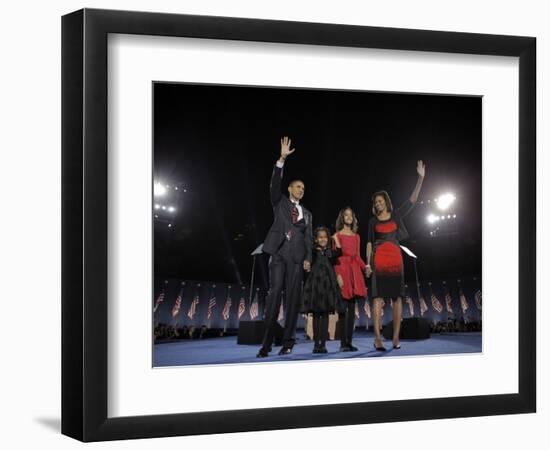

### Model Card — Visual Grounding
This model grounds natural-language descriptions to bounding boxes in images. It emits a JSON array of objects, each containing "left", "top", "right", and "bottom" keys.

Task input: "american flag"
[
  {"left": 222, "top": 297, "right": 232, "bottom": 321},
  {"left": 355, "top": 303, "right": 360, "bottom": 319},
  {"left": 474, "top": 290, "right": 482, "bottom": 310},
  {"left": 380, "top": 299, "right": 385, "bottom": 317},
  {"left": 431, "top": 293, "right": 443, "bottom": 313},
  {"left": 153, "top": 290, "right": 165, "bottom": 313},
  {"left": 277, "top": 302, "right": 284, "bottom": 322},
  {"left": 171, "top": 290, "right": 182, "bottom": 318},
  {"left": 187, "top": 294, "right": 199, "bottom": 319},
  {"left": 207, "top": 296, "right": 217, "bottom": 319},
  {"left": 419, "top": 297, "right": 428, "bottom": 316},
  {"left": 363, "top": 300, "right": 371, "bottom": 319},
  {"left": 405, "top": 296, "right": 415, "bottom": 316},
  {"left": 238, "top": 297, "right": 246, "bottom": 320},
  {"left": 445, "top": 292, "right": 454, "bottom": 314},
  {"left": 460, "top": 290, "right": 469, "bottom": 314},
  {"left": 250, "top": 292, "right": 259, "bottom": 320}
]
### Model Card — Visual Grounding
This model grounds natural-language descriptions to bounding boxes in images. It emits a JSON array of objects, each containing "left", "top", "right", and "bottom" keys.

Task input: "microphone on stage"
[
  {"left": 400, "top": 245, "right": 417, "bottom": 259},
  {"left": 248, "top": 244, "right": 264, "bottom": 306},
  {"left": 251, "top": 244, "right": 264, "bottom": 256},
  {"left": 400, "top": 245, "right": 421, "bottom": 307}
]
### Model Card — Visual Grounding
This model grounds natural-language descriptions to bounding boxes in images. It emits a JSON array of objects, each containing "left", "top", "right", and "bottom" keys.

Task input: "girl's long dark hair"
[{"left": 335, "top": 207, "right": 358, "bottom": 233}]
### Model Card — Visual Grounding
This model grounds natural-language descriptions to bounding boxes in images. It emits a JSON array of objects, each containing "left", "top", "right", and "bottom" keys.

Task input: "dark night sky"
[{"left": 153, "top": 82, "right": 481, "bottom": 288}]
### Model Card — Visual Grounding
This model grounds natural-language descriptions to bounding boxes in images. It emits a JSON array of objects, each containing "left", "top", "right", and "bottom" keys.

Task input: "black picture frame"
[{"left": 61, "top": 8, "right": 536, "bottom": 442}]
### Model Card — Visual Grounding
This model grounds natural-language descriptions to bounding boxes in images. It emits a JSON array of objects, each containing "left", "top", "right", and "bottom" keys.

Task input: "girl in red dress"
[
  {"left": 366, "top": 160, "right": 426, "bottom": 351},
  {"left": 333, "top": 207, "right": 368, "bottom": 351}
]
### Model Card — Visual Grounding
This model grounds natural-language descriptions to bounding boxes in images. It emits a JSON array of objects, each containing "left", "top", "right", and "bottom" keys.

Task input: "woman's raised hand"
[{"left": 417, "top": 160, "right": 426, "bottom": 178}]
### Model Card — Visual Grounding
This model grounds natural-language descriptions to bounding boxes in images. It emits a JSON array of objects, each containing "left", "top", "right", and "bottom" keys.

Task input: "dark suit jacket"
[{"left": 262, "top": 164, "right": 313, "bottom": 263}]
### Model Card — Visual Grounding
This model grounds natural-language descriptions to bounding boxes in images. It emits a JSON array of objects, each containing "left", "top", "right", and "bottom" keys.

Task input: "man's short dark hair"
[{"left": 288, "top": 179, "right": 304, "bottom": 187}]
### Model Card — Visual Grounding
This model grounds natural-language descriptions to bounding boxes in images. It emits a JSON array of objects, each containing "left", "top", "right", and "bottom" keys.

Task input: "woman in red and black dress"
[
  {"left": 333, "top": 207, "right": 368, "bottom": 352},
  {"left": 366, "top": 161, "right": 425, "bottom": 351}
]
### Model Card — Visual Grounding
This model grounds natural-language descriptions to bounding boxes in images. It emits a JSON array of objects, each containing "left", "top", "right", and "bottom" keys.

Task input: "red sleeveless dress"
[{"left": 334, "top": 233, "right": 367, "bottom": 300}]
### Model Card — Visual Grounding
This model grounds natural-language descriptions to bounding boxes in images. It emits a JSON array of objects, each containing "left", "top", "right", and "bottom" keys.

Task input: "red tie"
[{"left": 291, "top": 204, "right": 299, "bottom": 223}]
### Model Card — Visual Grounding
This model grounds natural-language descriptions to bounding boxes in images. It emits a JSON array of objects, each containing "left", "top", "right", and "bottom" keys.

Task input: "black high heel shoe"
[{"left": 373, "top": 342, "right": 386, "bottom": 352}]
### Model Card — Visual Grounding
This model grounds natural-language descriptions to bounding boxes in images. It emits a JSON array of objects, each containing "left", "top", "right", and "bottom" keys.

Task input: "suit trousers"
[{"left": 261, "top": 252, "right": 304, "bottom": 349}]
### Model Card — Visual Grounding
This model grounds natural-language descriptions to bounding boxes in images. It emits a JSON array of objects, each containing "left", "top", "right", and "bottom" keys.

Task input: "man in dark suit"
[{"left": 257, "top": 137, "right": 313, "bottom": 358}]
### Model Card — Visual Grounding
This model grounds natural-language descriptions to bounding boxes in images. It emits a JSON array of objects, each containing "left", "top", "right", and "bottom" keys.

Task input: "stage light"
[
  {"left": 441, "top": 216, "right": 445, "bottom": 220},
  {"left": 168, "top": 206, "right": 176, "bottom": 213},
  {"left": 437, "top": 193, "right": 456, "bottom": 210},
  {"left": 427, "top": 214, "right": 438, "bottom": 224},
  {"left": 161, "top": 205, "right": 166, "bottom": 210},
  {"left": 453, "top": 214, "right": 457, "bottom": 218},
  {"left": 154, "top": 204, "right": 160, "bottom": 209},
  {"left": 168, "top": 223, "right": 172, "bottom": 228},
  {"left": 154, "top": 182, "right": 167, "bottom": 197},
  {"left": 175, "top": 186, "right": 178, "bottom": 190},
  {"left": 447, "top": 214, "right": 451, "bottom": 219}
]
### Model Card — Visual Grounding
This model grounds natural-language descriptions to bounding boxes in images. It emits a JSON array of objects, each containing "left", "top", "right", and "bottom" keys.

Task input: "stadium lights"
[
  {"left": 427, "top": 214, "right": 438, "bottom": 224},
  {"left": 436, "top": 193, "right": 456, "bottom": 210},
  {"left": 153, "top": 204, "right": 177, "bottom": 214},
  {"left": 427, "top": 213, "right": 458, "bottom": 224},
  {"left": 154, "top": 182, "right": 167, "bottom": 197}
]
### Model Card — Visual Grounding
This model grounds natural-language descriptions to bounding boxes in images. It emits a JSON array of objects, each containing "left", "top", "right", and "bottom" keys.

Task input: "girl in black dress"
[
  {"left": 302, "top": 226, "right": 343, "bottom": 353},
  {"left": 366, "top": 160, "right": 425, "bottom": 351}
]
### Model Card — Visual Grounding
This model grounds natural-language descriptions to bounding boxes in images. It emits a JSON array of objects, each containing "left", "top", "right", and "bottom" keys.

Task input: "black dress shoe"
[
  {"left": 278, "top": 347, "right": 292, "bottom": 355},
  {"left": 318, "top": 346, "right": 328, "bottom": 354},
  {"left": 393, "top": 344, "right": 401, "bottom": 349},
  {"left": 373, "top": 342, "right": 387, "bottom": 352},
  {"left": 348, "top": 344, "right": 358, "bottom": 352},
  {"left": 256, "top": 348, "right": 270, "bottom": 358},
  {"left": 312, "top": 347, "right": 320, "bottom": 354},
  {"left": 340, "top": 345, "right": 351, "bottom": 352}
]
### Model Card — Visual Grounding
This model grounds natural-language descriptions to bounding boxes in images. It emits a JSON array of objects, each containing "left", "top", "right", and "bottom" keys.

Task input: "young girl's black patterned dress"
[
  {"left": 301, "top": 246, "right": 343, "bottom": 314},
  {"left": 301, "top": 246, "right": 343, "bottom": 351}
]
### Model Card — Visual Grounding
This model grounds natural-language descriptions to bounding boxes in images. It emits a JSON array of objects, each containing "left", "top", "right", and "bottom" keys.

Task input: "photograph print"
[{"left": 152, "top": 82, "right": 482, "bottom": 367}]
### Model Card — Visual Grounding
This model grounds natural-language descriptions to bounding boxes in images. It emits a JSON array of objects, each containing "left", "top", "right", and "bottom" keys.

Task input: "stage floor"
[{"left": 154, "top": 331, "right": 482, "bottom": 367}]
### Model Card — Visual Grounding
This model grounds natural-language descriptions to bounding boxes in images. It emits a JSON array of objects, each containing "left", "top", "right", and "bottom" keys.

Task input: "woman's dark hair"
[
  {"left": 335, "top": 207, "right": 359, "bottom": 233},
  {"left": 371, "top": 191, "right": 393, "bottom": 216}
]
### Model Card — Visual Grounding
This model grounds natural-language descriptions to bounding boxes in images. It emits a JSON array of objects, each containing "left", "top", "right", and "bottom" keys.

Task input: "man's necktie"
[{"left": 291, "top": 205, "right": 299, "bottom": 224}]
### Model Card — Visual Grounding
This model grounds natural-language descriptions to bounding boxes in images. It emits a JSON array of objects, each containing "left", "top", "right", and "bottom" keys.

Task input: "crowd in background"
[{"left": 154, "top": 317, "right": 482, "bottom": 342}]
